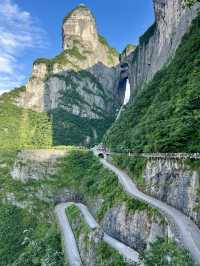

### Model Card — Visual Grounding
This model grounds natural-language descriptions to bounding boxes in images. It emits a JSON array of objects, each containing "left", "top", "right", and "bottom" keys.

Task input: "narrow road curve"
[
  {"left": 76, "top": 203, "right": 139, "bottom": 263},
  {"left": 55, "top": 202, "right": 139, "bottom": 266},
  {"left": 55, "top": 203, "right": 82, "bottom": 266},
  {"left": 100, "top": 158, "right": 200, "bottom": 265}
]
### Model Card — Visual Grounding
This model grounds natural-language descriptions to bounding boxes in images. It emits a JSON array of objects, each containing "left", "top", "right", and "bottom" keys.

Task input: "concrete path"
[
  {"left": 55, "top": 202, "right": 139, "bottom": 266},
  {"left": 55, "top": 203, "right": 82, "bottom": 266},
  {"left": 100, "top": 158, "right": 200, "bottom": 265},
  {"left": 76, "top": 203, "right": 139, "bottom": 263}
]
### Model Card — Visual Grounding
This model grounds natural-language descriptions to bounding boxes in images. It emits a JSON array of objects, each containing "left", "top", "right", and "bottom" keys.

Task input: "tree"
[{"left": 184, "top": 0, "right": 200, "bottom": 7}]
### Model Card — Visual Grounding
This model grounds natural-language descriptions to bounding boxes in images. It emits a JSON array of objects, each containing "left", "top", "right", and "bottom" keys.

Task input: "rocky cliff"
[
  {"left": 17, "top": 4, "right": 120, "bottom": 114},
  {"left": 4, "top": 4, "right": 122, "bottom": 147},
  {"left": 102, "top": 204, "right": 169, "bottom": 252},
  {"left": 123, "top": 0, "right": 200, "bottom": 98},
  {"left": 143, "top": 159, "right": 200, "bottom": 227},
  {"left": 11, "top": 149, "right": 67, "bottom": 182}
]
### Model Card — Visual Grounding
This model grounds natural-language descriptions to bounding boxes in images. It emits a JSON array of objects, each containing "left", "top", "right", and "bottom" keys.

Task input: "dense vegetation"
[
  {"left": 0, "top": 204, "right": 63, "bottom": 266},
  {"left": 104, "top": 14, "right": 200, "bottom": 152},
  {"left": 0, "top": 69, "right": 117, "bottom": 148},
  {"left": 51, "top": 109, "right": 114, "bottom": 147},
  {"left": 0, "top": 149, "right": 151, "bottom": 265},
  {"left": 0, "top": 87, "right": 52, "bottom": 149},
  {"left": 0, "top": 150, "right": 64, "bottom": 266},
  {"left": 142, "top": 238, "right": 193, "bottom": 266}
]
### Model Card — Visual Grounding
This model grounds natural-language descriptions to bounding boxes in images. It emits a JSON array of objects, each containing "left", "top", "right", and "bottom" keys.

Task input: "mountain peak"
[{"left": 62, "top": 4, "right": 98, "bottom": 51}]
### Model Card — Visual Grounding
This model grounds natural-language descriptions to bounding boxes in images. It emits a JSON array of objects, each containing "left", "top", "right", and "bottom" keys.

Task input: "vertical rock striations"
[
  {"left": 15, "top": 4, "right": 121, "bottom": 146},
  {"left": 124, "top": 0, "right": 200, "bottom": 98},
  {"left": 143, "top": 159, "right": 200, "bottom": 228},
  {"left": 62, "top": 4, "right": 98, "bottom": 51},
  {"left": 17, "top": 4, "right": 120, "bottom": 114}
]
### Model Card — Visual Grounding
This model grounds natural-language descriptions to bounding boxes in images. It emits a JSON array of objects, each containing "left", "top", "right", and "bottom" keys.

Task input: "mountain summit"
[
  {"left": 0, "top": 5, "right": 121, "bottom": 148},
  {"left": 62, "top": 4, "right": 99, "bottom": 51}
]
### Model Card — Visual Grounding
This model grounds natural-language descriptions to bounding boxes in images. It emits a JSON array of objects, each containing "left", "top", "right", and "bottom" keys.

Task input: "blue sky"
[{"left": 0, "top": 0, "right": 154, "bottom": 93}]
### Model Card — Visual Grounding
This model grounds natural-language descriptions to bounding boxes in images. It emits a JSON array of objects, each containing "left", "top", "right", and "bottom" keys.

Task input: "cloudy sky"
[{"left": 0, "top": 0, "right": 154, "bottom": 94}]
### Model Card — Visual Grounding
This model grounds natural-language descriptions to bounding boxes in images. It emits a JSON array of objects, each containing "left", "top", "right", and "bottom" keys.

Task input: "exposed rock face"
[
  {"left": 54, "top": 188, "right": 84, "bottom": 205},
  {"left": 69, "top": 209, "right": 104, "bottom": 266},
  {"left": 120, "top": 44, "right": 136, "bottom": 61},
  {"left": 143, "top": 159, "right": 200, "bottom": 227},
  {"left": 17, "top": 4, "right": 120, "bottom": 115},
  {"left": 124, "top": 0, "right": 200, "bottom": 98},
  {"left": 62, "top": 5, "right": 98, "bottom": 51},
  {"left": 15, "top": 4, "right": 121, "bottom": 146},
  {"left": 11, "top": 149, "right": 67, "bottom": 182},
  {"left": 20, "top": 63, "right": 48, "bottom": 111},
  {"left": 102, "top": 204, "right": 169, "bottom": 252}
]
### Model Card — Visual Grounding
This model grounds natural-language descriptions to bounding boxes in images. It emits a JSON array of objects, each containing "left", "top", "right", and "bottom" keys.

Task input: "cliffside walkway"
[
  {"left": 105, "top": 151, "right": 200, "bottom": 160},
  {"left": 100, "top": 158, "right": 200, "bottom": 265},
  {"left": 55, "top": 202, "right": 139, "bottom": 266}
]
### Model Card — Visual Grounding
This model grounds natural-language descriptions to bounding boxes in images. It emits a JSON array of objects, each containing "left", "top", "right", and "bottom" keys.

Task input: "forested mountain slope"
[{"left": 104, "top": 13, "right": 200, "bottom": 152}]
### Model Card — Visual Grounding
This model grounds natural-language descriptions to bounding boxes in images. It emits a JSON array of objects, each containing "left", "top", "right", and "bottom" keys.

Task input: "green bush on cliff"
[
  {"left": 142, "top": 237, "right": 193, "bottom": 266},
  {"left": 0, "top": 204, "right": 63, "bottom": 266},
  {"left": 104, "top": 14, "right": 200, "bottom": 152},
  {"left": 0, "top": 68, "right": 117, "bottom": 148},
  {"left": 184, "top": 0, "right": 200, "bottom": 7},
  {"left": 111, "top": 154, "right": 147, "bottom": 189}
]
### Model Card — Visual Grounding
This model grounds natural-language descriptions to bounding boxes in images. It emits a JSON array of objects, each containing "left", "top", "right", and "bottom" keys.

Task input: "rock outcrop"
[
  {"left": 11, "top": 149, "right": 67, "bottom": 182},
  {"left": 14, "top": 4, "right": 121, "bottom": 146},
  {"left": 102, "top": 204, "right": 170, "bottom": 252},
  {"left": 17, "top": 4, "right": 120, "bottom": 115},
  {"left": 62, "top": 4, "right": 99, "bottom": 51},
  {"left": 143, "top": 159, "right": 200, "bottom": 227},
  {"left": 123, "top": 0, "right": 200, "bottom": 99}
]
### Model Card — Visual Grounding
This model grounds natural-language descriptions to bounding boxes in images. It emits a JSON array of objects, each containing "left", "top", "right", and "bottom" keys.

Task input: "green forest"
[{"left": 104, "top": 14, "right": 200, "bottom": 152}]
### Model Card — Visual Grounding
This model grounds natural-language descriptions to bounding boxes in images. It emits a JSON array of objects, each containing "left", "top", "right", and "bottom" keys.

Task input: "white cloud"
[{"left": 0, "top": 0, "right": 47, "bottom": 92}]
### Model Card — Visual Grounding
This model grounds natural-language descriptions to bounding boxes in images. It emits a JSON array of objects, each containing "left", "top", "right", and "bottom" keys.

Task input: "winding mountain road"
[
  {"left": 55, "top": 203, "right": 82, "bottom": 266},
  {"left": 55, "top": 202, "right": 139, "bottom": 266},
  {"left": 100, "top": 158, "right": 200, "bottom": 265}
]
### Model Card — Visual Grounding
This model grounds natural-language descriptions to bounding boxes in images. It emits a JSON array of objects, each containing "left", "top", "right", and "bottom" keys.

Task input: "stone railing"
[{"left": 103, "top": 151, "right": 200, "bottom": 160}]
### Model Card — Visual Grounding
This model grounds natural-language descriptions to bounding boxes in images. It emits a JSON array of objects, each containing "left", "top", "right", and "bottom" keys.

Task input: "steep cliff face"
[
  {"left": 17, "top": 4, "right": 120, "bottom": 114},
  {"left": 104, "top": 11, "right": 200, "bottom": 152},
  {"left": 11, "top": 149, "right": 67, "bottom": 182},
  {"left": 62, "top": 4, "right": 98, "bottom": 51},
  {"left": 102, "top": 204, "right": 169, "bottom": 252},
  {"left": 124, "top": 0, "right": 200, "bottom": 98},
  {"left": 143, "top": 159, "right": 200, "bottom": 227},
  {"left": 7, "top": 4, "right": 121, "bottom": 147}
]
